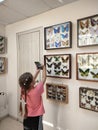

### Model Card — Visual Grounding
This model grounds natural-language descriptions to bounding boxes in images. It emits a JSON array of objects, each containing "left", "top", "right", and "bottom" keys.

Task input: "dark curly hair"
[
  {"left": 19, "top": 72, "right": 33, "bottom": 90},
  {"left": 19, "top": 72, "right": 33, "bottom": 117}
]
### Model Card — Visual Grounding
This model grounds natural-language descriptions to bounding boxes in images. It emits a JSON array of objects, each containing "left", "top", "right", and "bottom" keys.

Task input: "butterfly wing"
[
  {"left": 54, "top": 56, "right": 60, "bottom": 61},
  {"left": 61, "top": 69, "right": 69, "bottom": 76},
  {"left": 61, "top": 33, "right": 68, "bottom": 39},
  {"left": 91, "top": 18, "right": 98, "bottom": 26},
  {"left": 90, "top": 71, "right": 98, "bottom": 78},
  {"left": 79, "top": 19, "right": 89, "bottom": 29},
  {"left": 54, "top": 70, "right": 61, "bottom": 75},
  {"left": 54, "top": 62, "right": 61, "bottom": 69},
  {"left": 46, "top": 63, "right": 53, "bottom": 68},
  {"left": 79, "top": 68, "right": 89, "bottom": 77},
  {"left": 61, "top": 24, "right": 69, "bottom": 32},
  {"left": 54, "top": 27, "right": 60, "bottom": 34},
  {"left": 47, "top": 70, "right": 51, "bottom": 74},
  {"left": 61, "top": 56, "right": 69, "bottom": 63},
  {"left": 0, "top": 37, "right": 4, "bottom": 42},
  {"left": 55, "top": 42, "right": 61, "bottom": 48},
  {"left": 46, "top": 57, "right": 52, "bottom": 62}
]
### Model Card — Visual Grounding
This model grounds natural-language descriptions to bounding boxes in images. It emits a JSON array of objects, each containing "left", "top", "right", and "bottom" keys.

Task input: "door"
[{"left": 17, "top": 27, "right": 43, "bottom": 121}]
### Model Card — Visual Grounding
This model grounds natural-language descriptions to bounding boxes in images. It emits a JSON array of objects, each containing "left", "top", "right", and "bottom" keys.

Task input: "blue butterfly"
[
  {"left": 61, "top": 33, "right": 68, "bottom": 39},
  {"left": 61, "top": 24, "right": 69, "bottom": 32},
  {"left": 54, "top": 27, "right": 60, "bottom": 34},
  {"left": 55, "top": 42, "right": 61, "bottom": 47}
]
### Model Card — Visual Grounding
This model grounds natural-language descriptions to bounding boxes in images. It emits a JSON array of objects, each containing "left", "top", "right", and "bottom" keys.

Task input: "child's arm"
[
  {"left": 42, "top": 65, "right": 46, "bottom": 84},
  {"left": 33, "top": 69, "right": 40, "bottom": 84}
]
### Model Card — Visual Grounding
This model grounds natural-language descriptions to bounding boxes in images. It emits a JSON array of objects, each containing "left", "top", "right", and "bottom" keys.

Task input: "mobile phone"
[{"left": 34, "top": 61, "right": 43, "bottom": 70}]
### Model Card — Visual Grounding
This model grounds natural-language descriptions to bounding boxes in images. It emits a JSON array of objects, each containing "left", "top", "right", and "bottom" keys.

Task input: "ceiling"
[{"left": 0, "top": 0, "right": 78, "bottom": 26}]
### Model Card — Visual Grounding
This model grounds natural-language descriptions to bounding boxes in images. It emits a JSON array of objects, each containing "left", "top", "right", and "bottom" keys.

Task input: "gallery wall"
[
  {"left": 0, "top": 24, "right": 8, "bottom": 118},
  {"left": 5, "top": 0, "right": 98, "bottom": 130}
]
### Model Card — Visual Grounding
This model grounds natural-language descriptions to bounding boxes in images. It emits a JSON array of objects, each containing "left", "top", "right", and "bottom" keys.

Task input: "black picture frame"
[
  {"left": 44, "top": 54, "right": 71, "bottom": 78},
  {"left": 0, "top": 36, "right": 7, "bottom": 54},
  {"left": 77, "top": 14, "right": 98, "bottom": 47},
  {"left": 44, "top": 21, "right": 72, "bottom": 50},
  {"left": 0, "top": 57, "right": 6, "bottom": 74}
]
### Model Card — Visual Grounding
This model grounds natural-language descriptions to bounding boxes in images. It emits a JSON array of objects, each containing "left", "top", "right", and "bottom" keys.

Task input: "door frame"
[{"left": 16, "top": 26, "right": 43, "bottom": 121}]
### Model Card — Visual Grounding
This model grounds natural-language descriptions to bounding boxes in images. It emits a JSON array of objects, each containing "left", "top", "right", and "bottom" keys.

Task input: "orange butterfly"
[{"left": 79, "top": 19, "right": 89, "bottom": 29}]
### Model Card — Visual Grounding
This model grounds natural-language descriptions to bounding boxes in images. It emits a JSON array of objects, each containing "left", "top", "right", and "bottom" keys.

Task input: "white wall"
[{"left": 5, "top": 0, "right": 98, "bottom": 130}]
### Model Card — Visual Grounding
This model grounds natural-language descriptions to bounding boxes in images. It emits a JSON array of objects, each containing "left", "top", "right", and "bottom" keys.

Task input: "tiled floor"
[{"left": 0, "top": 116, "right": 23, "bottom": 130}]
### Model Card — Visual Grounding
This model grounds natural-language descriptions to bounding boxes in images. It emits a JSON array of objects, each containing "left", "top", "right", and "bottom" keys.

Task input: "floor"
[{"left": 0, "top": 116, "right": 23, "bottom": 130}]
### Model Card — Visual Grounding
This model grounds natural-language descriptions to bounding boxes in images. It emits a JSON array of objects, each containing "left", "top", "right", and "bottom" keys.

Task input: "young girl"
[{"left": 19, "top": 65, "right": 46, "bottom": 130}]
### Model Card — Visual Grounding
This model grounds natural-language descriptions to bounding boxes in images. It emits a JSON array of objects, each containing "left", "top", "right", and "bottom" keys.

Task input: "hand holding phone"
[{"left": 34, "top": 61, "right": 43, "bottom": 70}]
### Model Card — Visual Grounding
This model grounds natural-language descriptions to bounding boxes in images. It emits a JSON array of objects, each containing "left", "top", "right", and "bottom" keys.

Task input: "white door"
[{"left": 17, "top": 27, "right": 43, "bottom": 121}]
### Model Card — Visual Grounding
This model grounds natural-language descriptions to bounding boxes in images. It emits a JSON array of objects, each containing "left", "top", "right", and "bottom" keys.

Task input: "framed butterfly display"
[
  {"left": 0, "top": 36, "right": 6, "bottom": 54},
  {"left": 0, "top": 57, "right": 6, "bottom": 74},
  {"left": 46, "top": 83, "right": 68, "bottom": 103},
  {"left": 79, "top": 87, "right": 98, "bottom": 112},
  {"left": 44, "top": 54, "right": 71, "bottom": 78},
  {"left": 77, "top": 14, "right": 98, "bottom": 47},
  {"left": 44, "top": 21, "right": 72, "bottom": 50},
  {"left": 76, "top": 52, "right": 98, "bottom": 82}
]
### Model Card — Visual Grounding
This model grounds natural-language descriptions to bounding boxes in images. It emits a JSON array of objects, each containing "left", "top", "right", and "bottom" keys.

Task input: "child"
[{"left": 19, "top": 65, "right": 46, "bottom": 130}]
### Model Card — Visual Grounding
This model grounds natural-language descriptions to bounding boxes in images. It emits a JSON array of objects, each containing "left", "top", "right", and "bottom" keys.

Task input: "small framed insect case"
[
  {"left": 44, "top": 54, "right": 71, "bottom": 78},
  {"left": 0, "top": 57, "right": 6, "bottom": 74},
  {"left": 76, "top": 52, "right": 98, "bottom": 82},
  {"left": 46, "top": 83, "right": 68, "bottom": 103},
  {"left": 77, "top": 14, "right": 98, "bottom": 47},
  {"left": 0, "top": 36, "right": 7, "bottom": 54},
  {"left": 79, "top": 87, "right": 98, "bottom": 112},
  {"left": 44, "top": 21, "right": 72, "bottom": 50}
]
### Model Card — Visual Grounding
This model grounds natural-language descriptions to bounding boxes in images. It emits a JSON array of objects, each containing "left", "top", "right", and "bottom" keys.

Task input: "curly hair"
[
  {"left": 19, "top": 72, "right": 33, "bottom": 90},
  {"left": 19, "top": 72, "right": 33, "bottom": 117}
]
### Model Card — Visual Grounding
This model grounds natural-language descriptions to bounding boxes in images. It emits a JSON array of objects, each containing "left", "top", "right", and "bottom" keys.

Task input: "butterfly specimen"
[
  {"left": 61, "top": 33, "right": 68, "bottom": 39},
  {"left": 46, "top": 57, "right": 52, "bottom": 62},
  {"left": 0, "top": 48, "right": 4, "bottom": 52},
  {"left": 90, "top": 71, "right": 98, "bottom": 78},
  {"left": 79, "top": 68, "right": 90, "bottom": 77},
  {"left": 47, "top": 70, "right": 51, "bottom": 74},
  {"left": 61, "top": 24, "right": 69, "bottom": 32},
  {"left": 92, "top": 56, "right": 98, "bottom": 62},
  {"left": 90, "top": 18, "right": 98, "bottom": 26},
  {"left": 79, "top": 30, "right": 89, "bottom": 35},
  {"left": 95, "top": 97, "right": 98, "bottom": 101},
  {"left": 61, "top": 40, "right": 69, "bottom": 46},
  {"left": 54, "top": 56, "right": 60, "bottom": 61},
  {"left": 79, "top": 19, "right": 89, "bottom": 29},
  {"left": 54, "top": 27, "right": 60, "bottom": 34},
  {"left": 95, "top": 101, "right": 98, "bottom": 105},
  {"left": 55, "top": 41, "right": 61, "bottom": 47},
  {"left": 89, "top": 27, "right": 98, "bottom": 35},
  {"left": 54, "top": 70, "right": 61, "bottom": 75},
  {"left": 81, "top": 102, "right": 86, "bottom": 107},
  {"left": 47, "top": 28, "right": 53, "bottom": 35},
  {"left": 54, "top": 62, "right": 61, "bottom": 69},
  {"left": 91, "top": 64, "right": 98, "bottom": 69},
  {"left": 61, "top": 56, "right": 69, "bottom": 63},
  {"left": 46, "top": 63, "right": 53, "bottom": 68},
  {"left": 61, "top": 69, "right": 69, "bottom": 76},
  {"left": 88, "top": 96, "right": 94, "bottom": 100},
  {"left": 63, "top": 65, "right": 67, "bottom": 69},
  {"left": 0, "top": 36, "right": 4, "bottom": 42}
]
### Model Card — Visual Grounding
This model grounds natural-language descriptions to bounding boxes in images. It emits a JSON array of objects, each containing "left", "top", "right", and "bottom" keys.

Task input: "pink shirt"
[{"left": 26, "top": 82, "right": 45, "bottom": 117}]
